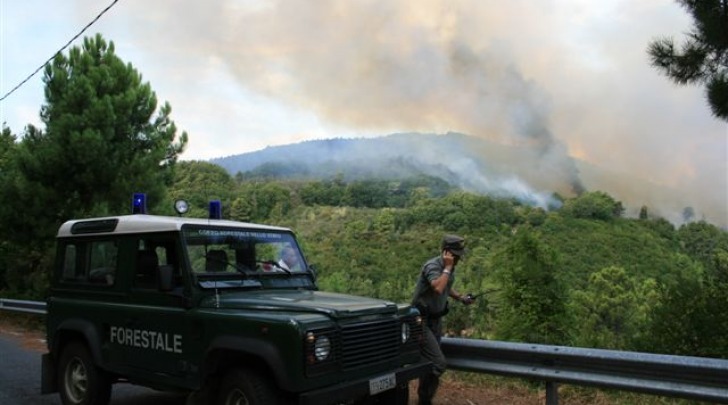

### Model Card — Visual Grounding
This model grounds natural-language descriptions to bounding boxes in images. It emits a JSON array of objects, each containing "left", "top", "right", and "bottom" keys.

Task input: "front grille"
[{"left": 341, "top": 318, "right": 400, "bottom": 370}]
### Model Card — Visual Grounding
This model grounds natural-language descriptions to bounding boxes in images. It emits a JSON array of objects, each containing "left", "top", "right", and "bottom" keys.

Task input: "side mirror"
[
  {"left": 158, "top": 265, "right": 174, "bottom": 292},
  {"left": 307, "top": 264, "right": 317, "bottom": 282}
]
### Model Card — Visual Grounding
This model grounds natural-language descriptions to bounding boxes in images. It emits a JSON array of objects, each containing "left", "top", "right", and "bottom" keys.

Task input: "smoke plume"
[{"left": 72, "top": 0, "right": 727, "bottom": 226}]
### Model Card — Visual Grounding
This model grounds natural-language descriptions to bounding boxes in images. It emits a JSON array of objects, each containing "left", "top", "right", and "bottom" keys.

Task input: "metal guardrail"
[
  {"left": 2, "top": 299, "right": 727, "bottom": 404},
  {"left": 442, "top": 337, "right": 728, "bottom": 404},
  {"left": 0, "top": 298, "right": 47, "bottom": 315}
]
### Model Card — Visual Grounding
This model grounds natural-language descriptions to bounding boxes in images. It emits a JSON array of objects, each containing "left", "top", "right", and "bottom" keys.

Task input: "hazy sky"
[{"left": 1, "top": 0, "right": 726, "bottom": 225}]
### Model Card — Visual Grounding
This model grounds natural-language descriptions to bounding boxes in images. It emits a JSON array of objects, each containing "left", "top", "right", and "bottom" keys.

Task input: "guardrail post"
[{"left": 545, "top": 381, "right": 558, "bottom": 405}]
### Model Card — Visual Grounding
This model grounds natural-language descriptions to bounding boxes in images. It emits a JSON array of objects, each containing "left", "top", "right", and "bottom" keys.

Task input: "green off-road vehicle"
[{"left": 41, "top": 196, "right": 428, "bottom": 404}]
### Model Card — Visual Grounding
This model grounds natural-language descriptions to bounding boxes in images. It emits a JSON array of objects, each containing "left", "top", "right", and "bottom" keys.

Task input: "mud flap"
[{"left": 41, "top": 353, "right": 58, "bottom": 394}]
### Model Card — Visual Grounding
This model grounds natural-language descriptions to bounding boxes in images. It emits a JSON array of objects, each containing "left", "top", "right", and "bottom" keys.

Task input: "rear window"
[{"left": 60, "top": 240, "right": 118, "bottom": 286}]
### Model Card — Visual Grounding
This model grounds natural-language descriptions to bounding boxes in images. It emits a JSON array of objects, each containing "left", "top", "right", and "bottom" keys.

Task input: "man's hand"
[
  {"left": 461, "top": 294, "right": 474, "bottom": 305},
  {"left": 442, "top": 250, "right": 456, "bottom": 270}
]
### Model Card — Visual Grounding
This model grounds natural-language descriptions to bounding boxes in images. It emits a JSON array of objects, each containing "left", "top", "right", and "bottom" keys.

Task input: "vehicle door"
[{"left": 110, "top": 234, "right": 191, "bottom": 378}]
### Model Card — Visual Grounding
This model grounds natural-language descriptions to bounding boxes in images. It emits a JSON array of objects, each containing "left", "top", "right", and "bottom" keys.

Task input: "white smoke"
[{"left": 68, "top": 0, "right": 727, "bottom": 226}]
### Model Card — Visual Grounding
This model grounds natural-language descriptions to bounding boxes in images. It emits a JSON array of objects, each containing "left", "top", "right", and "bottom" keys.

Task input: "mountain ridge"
[{"left": 208, "top": 132, "right": 725, "bottom": 227}]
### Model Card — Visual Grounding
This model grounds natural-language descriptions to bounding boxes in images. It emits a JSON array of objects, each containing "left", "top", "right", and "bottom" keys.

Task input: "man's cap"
[{"left": 441, "top": 234, "right": 466, "bottom": 256}]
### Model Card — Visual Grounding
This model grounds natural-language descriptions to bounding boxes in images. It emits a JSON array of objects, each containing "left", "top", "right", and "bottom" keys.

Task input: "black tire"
[
  {"left": 217, "top": 367, "right": 280, "bottom": 405},
  {"left": 57, "top": 341, "right": 112, "bottom": 405}
]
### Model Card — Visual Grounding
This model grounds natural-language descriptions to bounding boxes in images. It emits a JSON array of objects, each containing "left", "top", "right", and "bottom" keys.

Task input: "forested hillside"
[
  {"left": 164, "top": 161, "right": 727, "bottom": 358},
  {"left": 210, "top": 132, "right": 728, "bottom": 228},
  {"left": 1, "top": 151, "right": 726, "bottom": 359}
]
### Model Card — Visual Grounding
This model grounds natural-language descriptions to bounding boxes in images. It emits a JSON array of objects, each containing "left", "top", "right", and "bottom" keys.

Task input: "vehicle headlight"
[
  {"left": 401, "top": 322, "right": 410, "bottom": 343},
  {"left": 314, "top": 335, "right": 331, "bottom": 361},
  {"left": 306, "top": 331, "right": 332, "bottom": 363}
]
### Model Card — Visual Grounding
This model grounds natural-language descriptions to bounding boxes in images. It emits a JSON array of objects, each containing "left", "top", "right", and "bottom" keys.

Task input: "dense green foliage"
[
  {"left": 153, "top": 161, "right": 728, "bottom": 358},
  {"left": 0, "top": 34, "right": 187, "bottom": 298},
  {"left": 2, "top": 153, "right": 727, "bottom": 358},
  {"left": 491, "top": 231, "right": 569, "bottom": 344}
]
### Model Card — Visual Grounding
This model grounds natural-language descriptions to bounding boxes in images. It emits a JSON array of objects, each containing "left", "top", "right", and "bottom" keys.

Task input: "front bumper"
[{"left": 299, "top": 360, "right": 432, "bottom": 405}]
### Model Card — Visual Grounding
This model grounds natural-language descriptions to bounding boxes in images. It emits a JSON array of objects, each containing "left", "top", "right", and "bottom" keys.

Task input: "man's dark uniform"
[{"left": 411, "top": 235, "right": 466, "bottom": 405}]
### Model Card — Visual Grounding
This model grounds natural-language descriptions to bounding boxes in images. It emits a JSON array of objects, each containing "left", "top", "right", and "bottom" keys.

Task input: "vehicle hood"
[{"left": 200, "top": 289, "right": 399, "bottom": 319}]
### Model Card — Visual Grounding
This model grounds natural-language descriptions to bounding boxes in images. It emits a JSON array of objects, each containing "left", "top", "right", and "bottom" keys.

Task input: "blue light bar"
[
  {"left": 132, "top": 193, "right": 147, "bottom": 214},
  {"left": 209, "top": 200, "right": 222, "bottom": 219}
]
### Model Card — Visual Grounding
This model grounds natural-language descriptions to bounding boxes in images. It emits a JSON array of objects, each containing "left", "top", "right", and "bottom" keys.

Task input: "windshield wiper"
[{"left": 204, "top": 253, "right": 250, "bottom": 276}]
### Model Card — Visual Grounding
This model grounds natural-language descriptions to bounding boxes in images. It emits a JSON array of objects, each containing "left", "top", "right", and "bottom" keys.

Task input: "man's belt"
[{"left": 415, "top": 303, "right": 449, "bottom": 319}]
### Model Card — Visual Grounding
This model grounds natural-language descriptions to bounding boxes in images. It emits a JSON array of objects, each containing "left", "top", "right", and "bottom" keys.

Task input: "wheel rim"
[
  {"left": 223, "top": 388, "right": 250, "bottom": 405},
  {"left": 63, "top": 357, "right": 88, "bottom": 404}
]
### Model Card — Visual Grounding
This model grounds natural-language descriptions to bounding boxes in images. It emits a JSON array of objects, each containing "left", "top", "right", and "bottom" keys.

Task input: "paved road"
[{"left": 0, "top": 333, "right": 187, "bottom": 405}]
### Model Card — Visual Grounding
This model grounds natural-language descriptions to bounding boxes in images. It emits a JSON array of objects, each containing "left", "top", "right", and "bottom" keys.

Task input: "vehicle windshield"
[{"left": 182, "top": 225, "right": 308, "bottom": 277}]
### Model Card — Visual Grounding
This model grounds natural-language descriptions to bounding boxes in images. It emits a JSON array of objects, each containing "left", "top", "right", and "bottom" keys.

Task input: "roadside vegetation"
[{"left": 2, "top": 157, "right": 726, "bottom": 359}]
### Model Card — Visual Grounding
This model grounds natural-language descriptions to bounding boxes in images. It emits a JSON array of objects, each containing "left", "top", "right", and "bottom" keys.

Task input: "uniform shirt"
[{"left": 411, "top": 256, "right": 455, "bottom": 315}]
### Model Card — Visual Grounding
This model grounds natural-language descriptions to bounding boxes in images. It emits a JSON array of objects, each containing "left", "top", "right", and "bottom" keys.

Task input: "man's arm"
[
  {"left": 448, "top": 289, "right": 473, "bottom": 304},
  {"left": 429, "top": 251, "right": 454, "bottom": 295}
]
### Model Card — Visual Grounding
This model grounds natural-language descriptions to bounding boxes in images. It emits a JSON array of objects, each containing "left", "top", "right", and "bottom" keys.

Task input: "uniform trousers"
[{"left": 417, "top": 318, "right": 447, "bottom": 404}]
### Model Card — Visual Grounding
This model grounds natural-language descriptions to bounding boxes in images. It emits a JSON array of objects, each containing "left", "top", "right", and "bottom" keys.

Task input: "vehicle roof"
[{"left": 57, "top": 214, "right": 291, "bottom": 238}]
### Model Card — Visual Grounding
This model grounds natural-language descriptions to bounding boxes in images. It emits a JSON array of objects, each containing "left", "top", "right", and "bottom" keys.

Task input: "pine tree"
[
  {"left": 491, "top": 230, "right": 569, "bottom": 344},
  {"left": 0, "top": 34, "right": 188, "bottom": 295},
  {"left": 648, "top": 0, "right": 728, "bottom": 120}
]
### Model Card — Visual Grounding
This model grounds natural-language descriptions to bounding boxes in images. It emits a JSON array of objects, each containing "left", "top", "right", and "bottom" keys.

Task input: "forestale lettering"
[{"left": 109, "top": 326, "right": 182, "bottom": 354}]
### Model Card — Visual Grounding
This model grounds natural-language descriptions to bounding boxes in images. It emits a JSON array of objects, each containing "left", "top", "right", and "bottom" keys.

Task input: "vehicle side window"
[
  {"left": 135, "top": 237, "right": 180, "bottom": 289},
  {"left": 88, "top": 241, "right": 118, "bottom": 285},
  {"left": 60, "top": 240, "right": 118, "bottom": 286},
  {"left": 62, "top": 244, "right": 79, "bottom": 280}
]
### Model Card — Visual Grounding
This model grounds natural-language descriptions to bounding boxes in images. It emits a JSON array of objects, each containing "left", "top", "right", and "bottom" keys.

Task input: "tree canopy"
[
  {"left": 0, "top": 34, "right": 188, "bottom": 296},
  {"left": 2, "top": 154, "right": 728, "bottom": 358},
  {"left": 648, "top": 0, "right": 728, "bottom": 120},
  {"left": 1, "top": 34, "right": 187, "bottom": 239}
]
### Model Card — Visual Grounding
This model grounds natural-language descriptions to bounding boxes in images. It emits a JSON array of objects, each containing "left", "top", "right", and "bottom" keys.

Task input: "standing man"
[{"left": 412, "top": 234, "right": 474, "bottom": 405}]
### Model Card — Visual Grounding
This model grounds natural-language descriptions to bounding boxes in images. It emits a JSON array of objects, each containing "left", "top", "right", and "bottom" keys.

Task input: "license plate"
[{"left": 369, "top": 373, "right": 396, "bottom": 395}]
